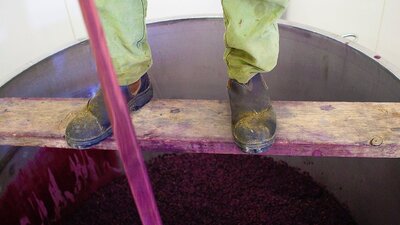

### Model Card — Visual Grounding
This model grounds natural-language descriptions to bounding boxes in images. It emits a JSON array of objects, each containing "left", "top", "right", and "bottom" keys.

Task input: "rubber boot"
[
  {"left": 65, "top": 73, "right": 153, "bottom": 149},
  {"left": 228, "top": 73, "right": 277, "bottom": 154}
]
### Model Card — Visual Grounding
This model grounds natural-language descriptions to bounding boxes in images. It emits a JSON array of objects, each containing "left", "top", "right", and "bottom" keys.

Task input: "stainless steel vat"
[{"left": 0, "top": 18, "right": 399, "bottom": 225}]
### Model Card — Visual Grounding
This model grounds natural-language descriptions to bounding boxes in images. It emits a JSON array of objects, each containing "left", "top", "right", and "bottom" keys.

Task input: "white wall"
[
  {"left": 0, "top": 0, "right": 76, "bottom": 87},
  {"left": 0, "top": 0, "right": 399, "bottom": 87},
  {"left": 286, "top": 0, "right": 385, "bottom": 51},
  {"left": 0, "top": 0, "right": 223, "bottom": 87},
  {"left": 376, "top": 0, "right": 400, "bottom": 69},
  {"left": 285, "top": 0, "right": 400, "bottom": 70},
  {"left": 64, "top": 0, "right": 223, "bottom": 40}
]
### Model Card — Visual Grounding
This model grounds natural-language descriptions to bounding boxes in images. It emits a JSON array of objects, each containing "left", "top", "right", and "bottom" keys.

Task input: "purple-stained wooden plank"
[
  {"left": 78, "top": 1, "right": 162, "bottom": 225},
  {"left": 0, "top": 98, "right": 399, "bottom": 158}
]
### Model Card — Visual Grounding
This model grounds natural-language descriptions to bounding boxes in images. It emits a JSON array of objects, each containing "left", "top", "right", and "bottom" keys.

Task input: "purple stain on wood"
[
  {"left": 1, "top": 98, "right": 399, "bottom": 158},
  {"left": 312, "top": 150, "right": 323, "bottom": 157},
  {"left": 320, "top": 105, "right": 335, "bottom": 111},
  {"left": 170, "top": 108, "right": 180, "bottom": 114},
  {"left": 374, "top": 55, "right": 381, "bottom": 59},
  {"left": 135, "top": 138, "right": 399, "bottom": 158},
  {"left": 276, "top": 107, "right": 293, "bottom": 118}
]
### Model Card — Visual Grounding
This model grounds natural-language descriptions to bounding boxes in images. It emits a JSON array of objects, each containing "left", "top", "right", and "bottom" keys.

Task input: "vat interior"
[{"left": 0, "top": 18, "right": 399, "bottom": 225}]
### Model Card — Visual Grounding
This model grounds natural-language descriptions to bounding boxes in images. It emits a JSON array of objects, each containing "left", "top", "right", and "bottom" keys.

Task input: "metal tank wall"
[{"left": 0, "top": 18, "right": 399, "bottom": 225}]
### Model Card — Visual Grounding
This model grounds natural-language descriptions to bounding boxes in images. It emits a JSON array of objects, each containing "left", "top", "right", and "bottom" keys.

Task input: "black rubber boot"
[
  {"left": 65, "top": 73, "right": 153, "bottom": 149},
  {"left": 228, "top": 73, "right": 277, "bottom": 154}
]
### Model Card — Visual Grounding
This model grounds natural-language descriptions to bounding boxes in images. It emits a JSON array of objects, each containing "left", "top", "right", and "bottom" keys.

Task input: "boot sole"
[
  {"left": 66, "top": 84, "right": 153, "bottom": 149},
  {"left": 233, "top": 134, "right": 276, "bottom": 154}
]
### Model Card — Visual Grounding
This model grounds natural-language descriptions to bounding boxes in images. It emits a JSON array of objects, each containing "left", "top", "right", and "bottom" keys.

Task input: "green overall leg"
[
  {"left": 95, "top": 0, "right": 152, "bottom": 85},
  {"left": 222, "top": 0, "right": 289, "bottom": 153},
  {"left": 221, "top": 0, "right": 288, "bottom": 83},
  {"left": 65, "top": 0, "right": 153, "bottom": 149}
]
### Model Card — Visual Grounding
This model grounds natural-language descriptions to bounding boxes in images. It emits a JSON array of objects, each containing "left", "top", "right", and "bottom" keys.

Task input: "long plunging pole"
[{"left": 78, "top": 1, "right": 163, "bottom": 224}]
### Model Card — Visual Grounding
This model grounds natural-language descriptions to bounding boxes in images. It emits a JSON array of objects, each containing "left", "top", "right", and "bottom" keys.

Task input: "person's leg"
[
  {"left": 96, "top": 0, "right": 152, "bottom": 85},
  {"left": 65, "top": 0, "right": 153, "bottom": 149},
  {"left": 222, "top": 0, "right": 288, "bottom": 153},
  {"left": 222, "top": 0, "right": 288, "bottom": 83}
]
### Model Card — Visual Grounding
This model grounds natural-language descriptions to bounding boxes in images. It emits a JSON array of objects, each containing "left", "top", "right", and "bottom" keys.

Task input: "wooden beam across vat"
[{"left": 0, "top": 98, "right": 399, "bottom": 158}]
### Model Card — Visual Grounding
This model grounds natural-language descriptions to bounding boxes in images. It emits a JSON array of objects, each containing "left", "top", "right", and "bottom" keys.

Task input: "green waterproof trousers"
[{"left": 95, "top": 0, "right": 288, "bottom": 85}]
